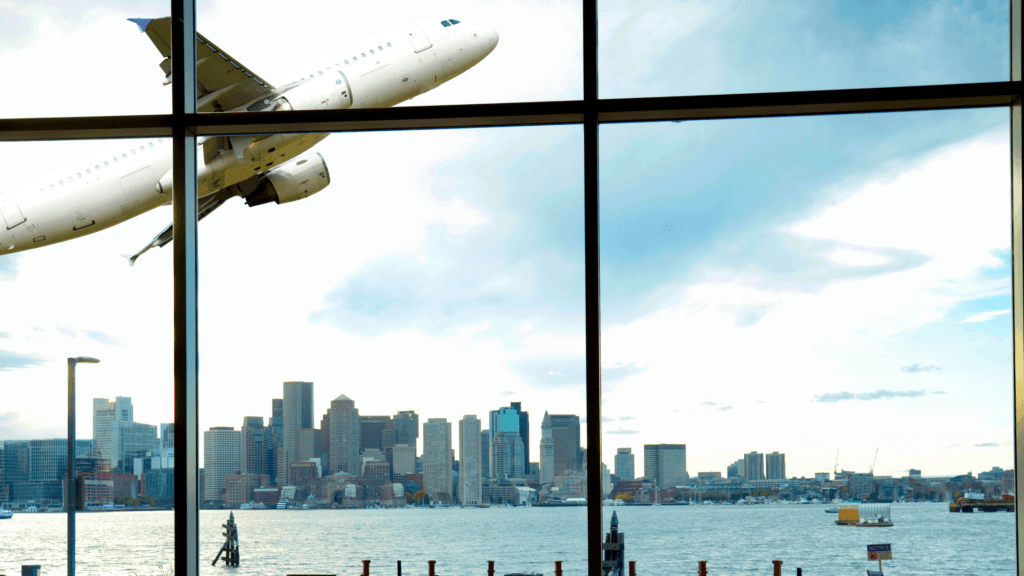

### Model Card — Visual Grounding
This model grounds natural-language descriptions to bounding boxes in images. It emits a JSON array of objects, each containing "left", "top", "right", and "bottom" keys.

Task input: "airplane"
[{"left": 0, "top": 17, "right": 499, "bottom": 265}]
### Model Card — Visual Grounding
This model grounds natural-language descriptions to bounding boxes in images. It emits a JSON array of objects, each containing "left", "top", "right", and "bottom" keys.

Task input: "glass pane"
[
  {"left": 0, "top": 3, "right": 170, "bottom": 118},
  {"left": 599, "top": 0, "right": 1010, "bottom": 98},
  {"left": 0, "top": 139, "right": 174, "bottom": 574},
  {"left": 197, "top": 126, "right": 587, "bottom": 574},
  {"left": 600, "top": 108, "right": 1014, "bottom": 574},
  {"left": 194, "top": 1, "right": 581, "bottom": 112}
]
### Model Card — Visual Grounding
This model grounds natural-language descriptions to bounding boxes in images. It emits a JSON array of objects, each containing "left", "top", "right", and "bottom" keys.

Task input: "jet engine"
[
  {"left": 246, "top": 72, "right": 353, "bottom": 112},
  {"left": 244, "top": 152, "right": 331, "bottom": 207}
]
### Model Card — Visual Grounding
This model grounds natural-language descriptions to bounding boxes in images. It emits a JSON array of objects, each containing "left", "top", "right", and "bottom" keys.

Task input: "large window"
[{"left": 0, "top": 2, "right": 1020, "bottom": 575}]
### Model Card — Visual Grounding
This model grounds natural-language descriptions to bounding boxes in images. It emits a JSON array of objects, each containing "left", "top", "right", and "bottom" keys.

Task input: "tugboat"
[{"left": 0, "top": 507, "right": 13, "bottom": 519}]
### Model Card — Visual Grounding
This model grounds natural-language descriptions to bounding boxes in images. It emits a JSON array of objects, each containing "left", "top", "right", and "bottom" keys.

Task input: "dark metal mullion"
[
  {"left": 1011, "top": 2, "right": 1023, "bottom": 572},
  {"left": 171, "top": 1, "right": 199, "bottom": 576},
  {"left": 1, "top": 82, "right": 1019, "bottom": 142},
  {"left": 583, "top": 1, "right": 602, "bottom": 575}
]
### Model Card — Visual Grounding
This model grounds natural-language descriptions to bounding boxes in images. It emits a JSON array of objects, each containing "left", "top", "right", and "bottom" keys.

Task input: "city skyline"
[{"left": 0, "top": 0, "right": 1014, "bottom": 483}]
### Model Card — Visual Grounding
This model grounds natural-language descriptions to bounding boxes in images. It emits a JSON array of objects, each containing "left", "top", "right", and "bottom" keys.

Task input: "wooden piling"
[
  {"left": 362, "top": 560, "right": 370, "bottom": 576},
  {"left": 554, "top": 561, "right": 562, "bottom": 576},
  {"left": 397, "top": 560, "right": 402, "bottom": 576},
  {"left": 628, "top": 560, "right": 636, "bottom": 576},
  {"left": 212, "top": 512, "right": 239, "bottom": 566},
  {"left": 698, "top": 560, "right": 708, "bottom": 576},
  {"left": 488, "top": 560, "right": 495, "bottom": 576},
  {"left": 772, "top": 560, "right": 782, "bottom": 576},
  {"left": 428, "top": 560, "right": 436, "bottom": 576}
]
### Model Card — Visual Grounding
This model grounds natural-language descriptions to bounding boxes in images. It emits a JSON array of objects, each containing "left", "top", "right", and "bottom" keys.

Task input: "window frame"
[{"left": 0, "top": 2, "right": 1020, "bottom": 575}]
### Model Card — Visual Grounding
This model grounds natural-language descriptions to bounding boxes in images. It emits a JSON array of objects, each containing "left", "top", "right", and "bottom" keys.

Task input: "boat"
[
  {"left": 0, "top": 508, "right": 13, "bottom": 519},
  {"left": 836, "top": 503, "right": 892, "bottom": 527},
  {"left": 825, "top": 506, "right": 838, "bottom": 513},
  {"left": 949, "top": 492, "right": 1014, "bottom": 513}
]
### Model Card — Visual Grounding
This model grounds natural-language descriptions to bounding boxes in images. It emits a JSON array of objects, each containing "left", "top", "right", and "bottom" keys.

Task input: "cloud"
[
  {"left": 507, "top": 359, "right": 647, "bottom": 390},
  {"left": 0, "top": 350, "right": 46, "bottom": 372},
  {"left": 718, "top": 406, "right": 733, "bottom": 411},
  {"left": 55, "top": 325, "right": 77, "bottom": 338},
  {"left": 975, "top": 442, "right": 1000, "bottom": 447},
  {"left": 733, "top": 303, "right": 778, "bottom": 328},
  {"left": 901, "top": 363, "right": 941, "bottom": 373},
  {"left": 702, "top": 401, "right": 716, "bottom": 406},
  {"left": 958, "top": 309, "right": 1011, "bottom": 323},
  {"left": 0, "top": 254, "right": 18, "bottom": 281},
  {"left": 85, "top": 330, "right": 122, "bottom": 346},
  {"left": 606, "top": 429, "right": 639, "bottom": 435},
  {"left": 618, "top": 416, "right": 636, "bottom": 421},
  {"left": 602, "top": 417, "right": 613, "bottom": 423},
  {"left": 603, "top": 363, "right": 648, "bottom": 384},
  {"left": 0, "top": 332, "right": 10, "bottom": 339},
  {"left": 812, "top": 389, "right": 940, "bottom": 402},
  {"left": 501, "top": 390, "right": 515, "bottom": 396},
  {"left": 0, "top": 410, "right": 64, "bottom": 439}
]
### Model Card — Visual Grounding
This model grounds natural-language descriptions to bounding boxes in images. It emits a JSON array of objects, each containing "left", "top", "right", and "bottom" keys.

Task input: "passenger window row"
[
  {"left": 441, "top": 19, "right": 461, "bottom": 27},
  {"left": 40, "top": 139, "right": 164, "bottom": 192}
]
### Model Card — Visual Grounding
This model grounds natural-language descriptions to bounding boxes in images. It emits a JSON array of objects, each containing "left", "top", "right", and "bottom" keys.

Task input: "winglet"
[
  {"left": 121, "top": 254, "right": 138, "bottom": 267},
  {"left": 128, "top": 18, "right": 154, "bottom": 33}
]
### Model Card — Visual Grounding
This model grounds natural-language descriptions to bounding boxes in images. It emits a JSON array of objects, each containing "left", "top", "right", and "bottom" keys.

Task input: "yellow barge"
[{"left": 836, "top": 503, "right": 893, "bottom": 527}]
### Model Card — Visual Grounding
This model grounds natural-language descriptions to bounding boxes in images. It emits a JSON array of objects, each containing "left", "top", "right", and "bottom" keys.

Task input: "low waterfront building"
[{"left": 225, "top": 473, "right": 270, "bottom": 508}]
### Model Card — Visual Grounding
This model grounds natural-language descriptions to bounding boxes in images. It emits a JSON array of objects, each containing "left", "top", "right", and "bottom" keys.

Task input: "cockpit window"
[
  {"left": 449, "top": 19, "right": 460, "bottom": 25},
  {"left": 441, "top": 20, "right": 451, "bottom": 27}
]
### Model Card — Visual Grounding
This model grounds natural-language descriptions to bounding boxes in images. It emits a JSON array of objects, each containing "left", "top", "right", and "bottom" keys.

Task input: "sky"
[{"left": 0, "top": 0, "right": 1015, "bottom": 479}]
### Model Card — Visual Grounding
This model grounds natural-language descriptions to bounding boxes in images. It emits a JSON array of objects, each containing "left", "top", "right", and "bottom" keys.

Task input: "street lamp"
[{"left": 68, "top": 356, "right": 98, "bottom": 576}]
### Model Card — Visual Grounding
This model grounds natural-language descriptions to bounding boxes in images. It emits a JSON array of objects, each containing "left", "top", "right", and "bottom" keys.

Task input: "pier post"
[
  {"left": 488, "top": 560, "right": 495, "bottom": 576},
  {"left": 397, "top": 560, "right": 401, "bottom": 576},
  {"left": 698, "top": 561, "right": 708, "bottom": 576},
  {"left": 428, "top": 560, "right": 436, "bottom": 576},
  {"left": 21, "top": 568, "right": 40, "bottom": 576},
  {"left": 772, "top": 560, "right": 782, "bottom": 576},
  {"left": 554, "top": 561, "right": 562, "bottom": 576},
  {"left": 363, "top": 560, "right": 370, "bottom": 576},
  {"left": 797, "top": 569, "right": 802, "bottom": 576},
  {"left": 629, "top": 560, "right": 636, "bottom": 576}
]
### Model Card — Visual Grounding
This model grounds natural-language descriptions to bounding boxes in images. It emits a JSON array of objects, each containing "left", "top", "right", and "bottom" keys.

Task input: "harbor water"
[{"left": 0, "top": 503, "right": 1014, "bottom": 576}]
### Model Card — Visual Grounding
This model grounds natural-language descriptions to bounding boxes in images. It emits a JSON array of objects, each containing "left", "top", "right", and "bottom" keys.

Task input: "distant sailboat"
[{"left": 652, "top": 482, "right": 662, "bottom": 506}]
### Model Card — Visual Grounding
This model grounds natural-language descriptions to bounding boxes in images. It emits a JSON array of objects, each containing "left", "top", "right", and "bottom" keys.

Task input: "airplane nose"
[{"left": 479, "top": 25, "right": 499, "bottom": 54}]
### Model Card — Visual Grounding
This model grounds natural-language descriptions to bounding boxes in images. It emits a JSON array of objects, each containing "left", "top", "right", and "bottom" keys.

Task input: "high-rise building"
[
  {"left": 269, "top": 398, "right": 284, "bottom": 485},
  {"left": 480, "top": 430, "right": 490, "bottom": 480},
  {"left": 392, "top": 444, "right": 415, "bottom": 475},
  {"left": 743, "top": 451, "right": 765, "bottom": 480},
  {"left": 325, "top": 395, "right": 360, "bottom": 476},
  {"left": 644, "top": 444, "right": 688, "bottom": 487},
  {"left": 298, "top": 428, "right": 321, "bottom": 462},
  {"left": 360, "top": 415, "right": 391, "bottom": 453},
  {"left": 422, "top": 418, "right": 452, "bottom": 502},
  {"left": 766, "top": 451, "right": 785, "bottom": 480},
  {"left": 488, "top": 403, "right": 530, "bottom": 471},
  {"left": 614, "top": 447, "right": 635, "bottom": 480},
  {"left": 382, "top": 411, "right": 418, "bottom": 469},
  {"left": 727, "top": 459, "right": 745, "bottom": 478},
  {"left": 543, "top": 413, "right": 581, "bottom": 479},
  {"left": 203, "top": 427, "right": 241, "bottom": 502},
  {"left": 459, "top": 415, "right": 482, "bottom": 506},
  {"left": 539, "top": 412, "right": 555, "bottom": 485},
  {"left": 282, "top": 382, "right": 314, "bottom": 485},
  {"left": 490, "top": 432, "right": 525, "bottom": 480},
  {"left": 93, "top": 397, "right": 158, "bottom": 472},
  {"left": 241, "top": 416, "right": 267, "bottom": 476}
]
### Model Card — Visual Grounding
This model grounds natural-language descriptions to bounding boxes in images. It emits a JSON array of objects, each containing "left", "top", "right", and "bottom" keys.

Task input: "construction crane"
[
  {"left": 869, "top": 448, "right": 879, "bottom": 474},
  {"left": 833, "top": 449, "right": 839, "bottom": 477}
]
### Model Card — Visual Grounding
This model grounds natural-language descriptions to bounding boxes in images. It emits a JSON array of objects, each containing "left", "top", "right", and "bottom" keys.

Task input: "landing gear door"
[
  {"left": 400, "top": 24, "right": 432, "bottom": 53},
  {"left": 0, "top": 190, "right": 26, "bottom": 229}
]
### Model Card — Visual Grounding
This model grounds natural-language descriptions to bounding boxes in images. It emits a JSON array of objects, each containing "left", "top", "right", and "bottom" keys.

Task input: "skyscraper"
[
  {"left": 644, "top": 444, "right": 688, "bottom": 487},
  {"left": 490, "top": 432, "right": 525, "bottom": 480},
  {"left": 241, "top": 416, "right": 267, "bottom": 476},
  {"left": 488, "top": 402, "right": 530, "bottom": 470},
  {"left": 423, "top": 418, "right": 452, "bottom": 502},
  {"left": 282, "top": 381, "right": 314, "bottom": 484},
  {"left": 543, "top": 413, "right": 581, "bottom": 479},
  {"left": 360, "top": 415, "right": 391, "bottom": 453},
  {"left": 766, "top": 452, "right": 785, "bottom": 480},
  {"left": 269, "top": 398, "right": 284, "bottom": 485},
  {"left": 204, "top": 427, "right": 241, "bottom": 502},
  {"left": 743, "top": 451, "right": 765, "bottom": 480},
  {"left": 614, "top": 447, "right": 635, "bottom": 480},
  {"left": 392, "top": 444, "right": 415, "bottom": 475},
  {"left": 92, "top": 397, "right": 158, "bottom": 472},
  {"left": 459, "top": 415, "right": 482, "bottom": 506},
  {"left": 480, "top": 429, "right": 490, "bottom": 480},
  {"left": 539, "top": 412, "right": 555, "bottom": 485},
  {"left": 326, "top": 395, "right": 360, "bottom": 475}
]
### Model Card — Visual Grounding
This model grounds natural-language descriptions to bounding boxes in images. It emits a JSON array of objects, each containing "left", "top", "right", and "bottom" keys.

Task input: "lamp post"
[{"left": 68, "top": 356, "right": 99, "bottom": 576}]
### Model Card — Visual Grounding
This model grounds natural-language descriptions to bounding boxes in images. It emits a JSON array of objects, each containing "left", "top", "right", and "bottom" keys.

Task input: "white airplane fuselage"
[{"left": 0, "top": 18, "right": 498, "bottom": 257}]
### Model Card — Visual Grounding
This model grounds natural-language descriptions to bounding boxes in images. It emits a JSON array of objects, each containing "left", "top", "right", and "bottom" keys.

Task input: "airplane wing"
[
  {"left": 129, "top": 17, "right": 275, "bottom": 113},
  {"left": 122, "top": 187, "right": 241, "bottom": 266}
]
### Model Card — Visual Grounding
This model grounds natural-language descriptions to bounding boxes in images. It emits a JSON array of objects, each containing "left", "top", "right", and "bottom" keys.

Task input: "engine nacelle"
[
  {"left": 248, "top": 72, "right": 353, "bottom": 112},
  {"left": 245, "top": 152, "right": 331, "bottom": 207}
]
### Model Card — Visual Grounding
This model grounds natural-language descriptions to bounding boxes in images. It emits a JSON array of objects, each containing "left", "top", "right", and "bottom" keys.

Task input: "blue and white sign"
[{"left": 867, "top": 544, "right": 892, "bottom": 561}]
